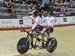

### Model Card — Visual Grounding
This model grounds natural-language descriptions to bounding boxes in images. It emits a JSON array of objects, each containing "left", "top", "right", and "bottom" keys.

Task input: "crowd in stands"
[
  {"left": 0, "top": 0, "right": 75, "bottom": 18},
  {"left": 27, "top": 0, "right": 75, "bottom": 16}
]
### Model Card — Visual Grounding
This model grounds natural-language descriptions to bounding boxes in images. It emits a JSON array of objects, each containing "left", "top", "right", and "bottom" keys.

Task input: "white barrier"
[
  {"left": 22, "top": 17, "right": 32, "bottom": 27},
  {"left": 0, "top": 16, "right": 75, "bottom": 28},
  {"left": 55, "top": 16, "right": 75, "bottom": 25},
  {"left": 0, "top": 19, "right": 19, "bottom": 28}
]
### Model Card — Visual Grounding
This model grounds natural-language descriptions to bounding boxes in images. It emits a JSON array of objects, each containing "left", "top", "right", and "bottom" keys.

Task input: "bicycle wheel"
[
  {"left": 17, "top": 37, "right": 30, "bottom": 54},
  {"left": 47, "top": 37, "right": 57, "bottom": 53}
]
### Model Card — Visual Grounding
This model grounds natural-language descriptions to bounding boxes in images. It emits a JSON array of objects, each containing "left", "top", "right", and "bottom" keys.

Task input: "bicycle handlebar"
[{"left": 21, "top": 29, "right": 30, "bottom": 35}]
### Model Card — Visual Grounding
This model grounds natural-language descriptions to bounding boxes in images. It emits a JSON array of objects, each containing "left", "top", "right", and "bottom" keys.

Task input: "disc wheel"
[
  {"left": 47, "top": 37, "right": 57, "bottom": 53},
  {"left": 17, "top": 38, "right": 30, "bottom": 54}
]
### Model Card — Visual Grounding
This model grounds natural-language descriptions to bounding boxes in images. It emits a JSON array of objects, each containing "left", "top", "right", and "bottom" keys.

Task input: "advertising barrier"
[
  {"left": 0, "top": 16, "right": 75, "bottom": 29},
  {"left": 55, "top": 16, "right": 75, "bottom": 25},
  {"left": 0, "top": 19, "right": 19, "bottom": 28}
]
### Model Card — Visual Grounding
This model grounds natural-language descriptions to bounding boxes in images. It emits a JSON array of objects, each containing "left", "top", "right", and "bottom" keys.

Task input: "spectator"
[
  {"left": 67, "top": 0, "right": 75, "bottom": 8},
  {"left": 60, "top": 5, "right": 66, "bottom": 12},
  {"left": 28, "top": 3, "right": 35, "bottom": 15},
  {"left": 6, "top": 0, "right": 14, "bottom": 13},
  {"left": 0, "top": 0, "right": 3, "bottom": 2},
  {"left": 41, "top": 0, "right": 46, "bottom": 5},
  {"left": 59, "top": 5, "right": 66, "bottom": 16},
  {"left": 26, "top": 0, "right": 37, "bottom": 4},
  {"left": 28, "top": 3, "right": 35, "bottom": 11},
  {"left": 35, "top": 0, "right": 42, "bottom": 11},
  {"left": 12, "top": 0, "right": 24, "bottom": 4},
  {"left": 0, "top": 0, "right": 3, "bottom": 7},
  {"left": 43, "top": 3, "right": 50, "bottom": 11}
]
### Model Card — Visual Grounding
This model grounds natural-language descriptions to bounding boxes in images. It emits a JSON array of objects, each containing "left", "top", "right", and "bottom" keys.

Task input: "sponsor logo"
[
  {"left": 63, "top": 17, "right": 67, "bottom": 22},
  {"left": 19, "top": 20, "right": 23, "bottom": 24}
]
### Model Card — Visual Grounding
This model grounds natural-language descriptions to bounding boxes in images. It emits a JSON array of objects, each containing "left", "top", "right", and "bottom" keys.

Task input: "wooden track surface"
[{"left": 0, "top": 26, "right": 75, "bottom": 56}]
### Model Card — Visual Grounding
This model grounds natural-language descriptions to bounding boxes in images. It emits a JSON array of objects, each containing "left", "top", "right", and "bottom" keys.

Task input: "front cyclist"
[{"left": 30, "top": 10, "right": 45, "bottom": 48}]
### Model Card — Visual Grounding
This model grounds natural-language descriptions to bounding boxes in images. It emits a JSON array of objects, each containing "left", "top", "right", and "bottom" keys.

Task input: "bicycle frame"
[{"left": 21, "top": 30, "right": 49, "bottom": 49}]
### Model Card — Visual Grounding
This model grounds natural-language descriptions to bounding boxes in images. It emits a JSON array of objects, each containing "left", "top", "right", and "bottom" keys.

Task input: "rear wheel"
[
  {"left": 47, "top": 37, "right": 57, "bottom": 53},
  {"left": 17, "top": 38, "right": 30, "bottom": 54}
]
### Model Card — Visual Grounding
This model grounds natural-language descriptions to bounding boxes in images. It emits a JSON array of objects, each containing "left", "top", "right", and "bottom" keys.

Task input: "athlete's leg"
[{"left": 45, "top": 27, "right": 54, "bottom": 45}]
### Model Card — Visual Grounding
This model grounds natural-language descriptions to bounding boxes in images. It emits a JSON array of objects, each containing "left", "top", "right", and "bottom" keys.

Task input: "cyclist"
[
  {"left": 30, "top": 10, "right": 45, "bottom": 48},
  {"left": 43, "top": 12, "right": 55, "bottom": 45}
]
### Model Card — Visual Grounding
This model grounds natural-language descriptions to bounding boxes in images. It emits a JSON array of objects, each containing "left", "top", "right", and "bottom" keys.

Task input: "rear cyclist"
[
  {"left": 30, "top": 10, "right": 45, "bottom": 47},
  {"left": 42, "top": 12, "right": 55, "bottom": 45}
]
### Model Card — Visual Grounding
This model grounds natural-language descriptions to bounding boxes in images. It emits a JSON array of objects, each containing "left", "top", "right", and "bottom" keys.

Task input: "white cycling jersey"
[
  {"left": 45, "top": 16, "right": 55, "bottom": 28},
  {"left": 32, "top": 16, "right": 44, "bottom": 30}
]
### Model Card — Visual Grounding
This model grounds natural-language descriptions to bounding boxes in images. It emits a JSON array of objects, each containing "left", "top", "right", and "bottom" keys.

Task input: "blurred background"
[{"left": 0, "top": 0, "right": 75, "bottom": 19}]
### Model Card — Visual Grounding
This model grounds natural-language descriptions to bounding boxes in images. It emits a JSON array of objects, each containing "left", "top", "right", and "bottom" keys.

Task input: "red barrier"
[{"left": 0, "top": 24, "right": 75, "bottom": 31}]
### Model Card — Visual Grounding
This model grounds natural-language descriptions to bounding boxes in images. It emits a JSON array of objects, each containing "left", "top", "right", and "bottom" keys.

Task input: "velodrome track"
[{"left": 0, "top": 26, "right": 75, "bottom": 56}]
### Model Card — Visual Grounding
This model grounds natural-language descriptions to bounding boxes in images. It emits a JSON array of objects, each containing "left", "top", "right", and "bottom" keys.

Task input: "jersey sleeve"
[
  {"left": 31, "top": 16, "right": 39, "bottom": 30},
  {"left": 47, "top": 17, "right": 55, "bottom": 28}
]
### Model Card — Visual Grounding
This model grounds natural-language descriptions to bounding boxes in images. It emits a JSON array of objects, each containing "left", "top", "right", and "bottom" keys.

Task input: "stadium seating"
[{"left": 0, "top": 1, "right": 75, "bottom": 19}]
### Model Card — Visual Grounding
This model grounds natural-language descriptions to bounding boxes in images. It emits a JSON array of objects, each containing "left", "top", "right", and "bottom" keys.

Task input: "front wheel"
[
  {"left": 46, "top": 37, "right": 57, "bottom": 53},
  {"left": 17, "top": 37, "right": 30, "bottom": 54}
]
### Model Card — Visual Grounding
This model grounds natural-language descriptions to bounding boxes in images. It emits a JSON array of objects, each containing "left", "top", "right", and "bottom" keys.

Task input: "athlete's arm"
[
  {"left": 32, "top": 23, "right": 37, "bottom": 30},
  {"left": 31, "top": 17, "right": 39, "bottom": 30}
]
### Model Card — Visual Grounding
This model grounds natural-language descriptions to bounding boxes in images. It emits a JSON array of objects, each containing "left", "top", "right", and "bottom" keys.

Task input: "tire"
[
  {"left": 47, "top": 37, "right": 57, "bottom": 53},
  {"left": 17, "top": 38, "right": 30, "bottom": 54}
]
